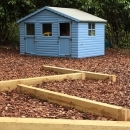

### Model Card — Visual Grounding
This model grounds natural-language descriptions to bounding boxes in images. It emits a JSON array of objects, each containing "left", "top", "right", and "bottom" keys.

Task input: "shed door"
[
  {"left": 59, "top": 23, "right": 71, "bottom": 56},
  {"left": 25, "top": 23, "right": 35, "bottom": 54}
]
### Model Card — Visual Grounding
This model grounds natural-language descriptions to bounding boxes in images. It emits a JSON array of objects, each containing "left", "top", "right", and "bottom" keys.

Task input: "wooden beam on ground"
[
  {"left": 42, "top": 65, "right": 116, "bottom": 82},
  {"left": 41, "top": 65, "right": 76, "bottom": 74},
  {"left": 1, "top": 117, "right": 130, "bottom": 130},
  {"left": 17, "top": 84, "right": 129, "bottom": 121},
  {"left": 127, "top": 109, "right": 130, "bottom": 121},
  {"left": 0, "top": 73, "right": 85, "bottom": 92}
]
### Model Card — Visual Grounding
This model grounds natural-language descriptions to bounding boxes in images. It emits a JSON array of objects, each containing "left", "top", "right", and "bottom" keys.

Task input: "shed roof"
[{"left": 17, "top": 6, "right": 107, "bottom": 23}]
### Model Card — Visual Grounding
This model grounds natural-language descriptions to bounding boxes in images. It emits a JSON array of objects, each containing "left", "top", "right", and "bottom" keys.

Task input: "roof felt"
[{"left": 17, "top": 6, "right": 107, "bottom": 23}]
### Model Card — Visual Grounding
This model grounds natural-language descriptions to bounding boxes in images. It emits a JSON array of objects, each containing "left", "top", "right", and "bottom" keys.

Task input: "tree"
[
  {"left": 53, "top": 0, "right": 85, "bottom": 9},
  {"left": 0, "top": 0, "right": 35, "bottom": 45}
]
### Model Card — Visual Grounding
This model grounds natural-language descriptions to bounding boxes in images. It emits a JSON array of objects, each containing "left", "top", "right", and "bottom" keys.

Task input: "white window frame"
[{"left": 88, "top": 23, "right": 95, "bottom": 36}]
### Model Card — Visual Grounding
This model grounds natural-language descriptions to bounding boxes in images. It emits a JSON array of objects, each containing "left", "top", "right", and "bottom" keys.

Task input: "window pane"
[
  {"left": 88, "top": 23, "right": 95, "bottom": 29},
  {"left": 43, "top": 24, "right": 52, "bottom": 36},
  {"left": 60, "top": 23, "right": 70, "bottom": 36},
  {"left": 92, "top": 23, "right": 95, "bottom": 29},
  {"left": 88, "top": 30, "right": 91, "bottom": 36},
  {"left": 91, "top": 30, "right": 95, "bottom": 35},
  {"left": 88, "top": 23, "right": 91, "bottom": 29},
  {"left": 26, "top": 23, "right": 35, "bottom": 35},
  {"left": 88, "top": 30, "right": 95, "bottom": 36}
]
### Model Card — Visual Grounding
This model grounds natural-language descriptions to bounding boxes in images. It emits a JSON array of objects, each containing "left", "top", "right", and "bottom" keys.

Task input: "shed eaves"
[{"left": 17, "top": 6, "right": 107, "bottom": 23}]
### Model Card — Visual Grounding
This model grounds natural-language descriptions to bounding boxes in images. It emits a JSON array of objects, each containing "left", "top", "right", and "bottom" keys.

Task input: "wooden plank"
[
  {"left": 41, "top": 65, "right": 76, "bottom": 74},
  {"left": 0, "top": 117, "right": 130, "bottom": 130},
  {"left": 42, "top": 65, "right": 116, "bottom": 82},
  {"left": 0, "top": 73, "right": 84, "bottom": 92},
  {"left": 17, "top": 84, "right": 127, "bottom": 121},
  {"left": 127, "top": 109, "right": 130, "bottom": 121}
]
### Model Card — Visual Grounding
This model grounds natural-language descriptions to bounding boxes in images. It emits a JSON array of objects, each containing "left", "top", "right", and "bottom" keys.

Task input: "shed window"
[
  {"left": 26, "top": 23, "right": 35, "bottom": 35},
  {"left": 88, "top": 23, "right": 95, "bottom": 36},
  {"left": 59, "top": 23, "right": 70, "bottom": 36},
  {"left": 42, "top": 23, "right": 52, "bottom": 36}
]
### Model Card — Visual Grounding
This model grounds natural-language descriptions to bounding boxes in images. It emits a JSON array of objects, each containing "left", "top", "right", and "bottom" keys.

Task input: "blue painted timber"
[
  {"left": 17, "top": 6, "right": 106, "bottom": 58},
  {"left": 19, "top": 10, "right": 78, "bottom": 57},
  {"left": 26, "top": 37, "right": 35, "bottom": 54},
  {"left": 78, "top": 23, "right": 105, "bottom": 58},
  {"left": 59, "top": 38, "right": 71, "bottom": 56}
]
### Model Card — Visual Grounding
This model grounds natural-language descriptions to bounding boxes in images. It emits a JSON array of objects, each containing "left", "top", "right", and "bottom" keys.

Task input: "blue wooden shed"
[{"left": 17, "top": 6, "right": 107, "bottom": 58}]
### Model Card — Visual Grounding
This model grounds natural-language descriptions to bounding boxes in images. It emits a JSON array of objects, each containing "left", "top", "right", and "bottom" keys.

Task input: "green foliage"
[
  {"left": 8, "top": 22, "right": 19, "bottom": 49},
  {"left": 53, "top": 0, "right": 85, "bottom": 9},
  {"left": 0, "top": 0, "right": 35, "bottom": 45},
  {"left": 32, "top": 0, "right": 53, "bottom": 9}
]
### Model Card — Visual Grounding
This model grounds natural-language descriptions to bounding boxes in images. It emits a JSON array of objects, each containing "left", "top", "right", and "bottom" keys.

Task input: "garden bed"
[
  {"left": 0, "top": 47, "right": 130, "bottom": 130},
  {"left": 0, "top": 90, "right": 113, "bottom": 120},
  {"left": 33, "top": 79, "right": 130, "bottom": 108}
]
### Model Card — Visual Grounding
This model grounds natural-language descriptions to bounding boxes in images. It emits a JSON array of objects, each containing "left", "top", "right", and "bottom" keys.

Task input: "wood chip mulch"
[
  {"left": 34, "top": 79, "right": 130, "bottom": 108},
  {"left": 0, "top": 47, "right": 129, "bottom": 119},
  {"left": 0, "top": 90, "right": 114, "bottom": 120}
]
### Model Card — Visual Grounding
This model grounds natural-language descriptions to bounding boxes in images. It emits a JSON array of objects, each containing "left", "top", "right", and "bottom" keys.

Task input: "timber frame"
[
  {"left": 41, "top": 65, "right": 116, "bottom": 82},
  {"left": 0, "top": 65, "right": 130, "bottom": 130}
]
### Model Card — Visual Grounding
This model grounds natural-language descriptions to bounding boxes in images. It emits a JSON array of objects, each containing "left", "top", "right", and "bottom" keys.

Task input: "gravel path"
[{"left": 0, "top": 90, "right": 113, "bottom": 120}]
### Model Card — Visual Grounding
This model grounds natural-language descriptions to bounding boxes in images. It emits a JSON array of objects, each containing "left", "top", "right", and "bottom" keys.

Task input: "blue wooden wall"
[
  {"left": 78, "top": 23, "right": 105, "bottom": 58},
  {"left": 19, "top": 9, "right": 105, "bottom": 58},
  {"left": 19, "top": 10, "right": 78, "bottom": 58},
  {"left": 19, "top": 23, "right": 25, "bottom": 54}
]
